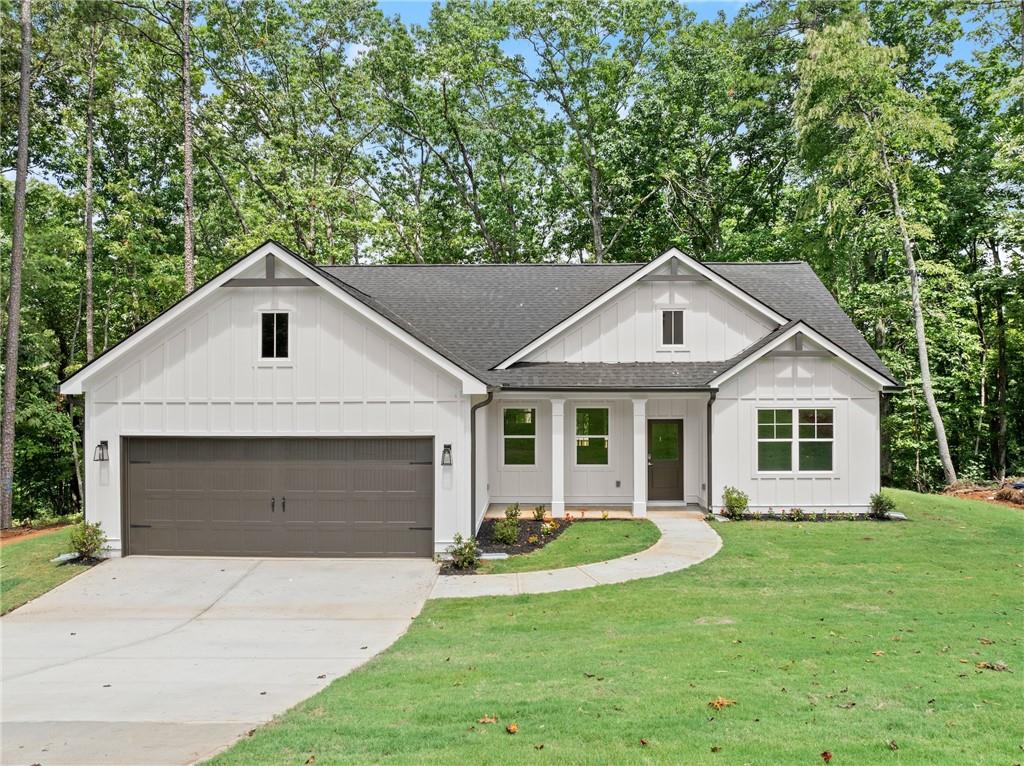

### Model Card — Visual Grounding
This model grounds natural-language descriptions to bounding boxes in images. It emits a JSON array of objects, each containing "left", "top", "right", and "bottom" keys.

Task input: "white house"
[{"left": 60, "top": 241, "right": 899, "bottom": 558}]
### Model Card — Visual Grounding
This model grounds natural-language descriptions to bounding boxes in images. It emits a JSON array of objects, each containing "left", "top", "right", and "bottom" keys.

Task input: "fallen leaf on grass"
[
  {"left": 478, "top": 715, "right": 498, "bottom": 724},
  {"left": 821, "top": 751, "right": 833, "bottom": 763},
  {"left": 639, "top": 738, "right": 649, "bottom": 746},
  {"left": 837, "top": 701, "right": 856, "bottom": 709},
  {"left": 305, "top": 756, "right": 315, "bottom": 765},
  {"left": 506, "top": 723, "right": 518, "bottom": 735},
  {"left": 711, "top": 745, "right": 722, "bottom": 753},
  {"left": 534, "top": 744, "right": 544, "bottom": 750},
  {"left": 888, "top": 740, "right": 899, "bottom": 751},
  {"left": 976, "top": 661, "right": 1010, "bottom": 672},
  {"left": 872, "top": 650, "right": 885, "bottom": 656},
  {"left": 979, "top": 638, "right": 995, "bottom": 645},
  {"left": 708, "top": 697, "right": 737, "bottom": 710},
  {"left": 246, "top": 729, "right": 256, "bottom": 737}
]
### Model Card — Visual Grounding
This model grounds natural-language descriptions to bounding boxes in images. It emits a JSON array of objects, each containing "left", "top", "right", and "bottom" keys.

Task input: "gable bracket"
[{"left": 225, "top": 254, "right": 315, "bottom": 287}]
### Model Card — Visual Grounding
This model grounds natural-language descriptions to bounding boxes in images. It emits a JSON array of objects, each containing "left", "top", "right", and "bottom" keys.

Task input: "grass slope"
[
  {"left": 0, "top": 528, "right": 91, "bottom": 614},
  {"left": 210, "top": 490, "right": 1023, "bottom": 765},
  {"left": 478, "top": 519, "right": 660, "bottom": 574}
]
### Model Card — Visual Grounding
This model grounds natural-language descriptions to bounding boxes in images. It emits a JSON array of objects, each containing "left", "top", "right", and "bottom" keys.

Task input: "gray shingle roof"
[{"left": 321, "top": 260, "right": 896, "bottom": 389}]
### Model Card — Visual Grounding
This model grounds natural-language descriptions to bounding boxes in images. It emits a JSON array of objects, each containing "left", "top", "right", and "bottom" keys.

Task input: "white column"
[
  {"left": 632, "top": 397, "right": 647, "bottom": 517},
  {"left": 550, "top": 398, "right": 565, "bottom": 518}
]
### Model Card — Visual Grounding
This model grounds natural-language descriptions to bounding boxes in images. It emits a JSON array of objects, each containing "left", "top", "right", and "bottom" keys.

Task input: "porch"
[
  {"left": 478, "top": 393, "right": 713, "bottom": 523},
  {"left": 482, "top": 504, "right": 707, "bottom": 520}
]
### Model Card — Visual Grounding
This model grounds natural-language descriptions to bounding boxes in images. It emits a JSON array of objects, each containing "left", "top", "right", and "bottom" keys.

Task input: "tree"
[
  {"left": 1, "top": 0, "right": 32, "bottom": 529},
  {"left": 182, "top": 0, "right": 195, "bottom": 292},
  {"left": 796, "top": 18, "right": 959, "bottom": 485}
]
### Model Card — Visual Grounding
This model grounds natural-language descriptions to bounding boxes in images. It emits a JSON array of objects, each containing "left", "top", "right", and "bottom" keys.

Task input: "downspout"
[
  {"left": 706, "top": 390, "right": 717, "bottom": 513},
  {"left": 470, "top": 389, "right": 495, "bottom": 534}
]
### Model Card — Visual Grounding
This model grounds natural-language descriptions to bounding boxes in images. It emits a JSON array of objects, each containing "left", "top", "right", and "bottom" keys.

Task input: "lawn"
[
  {"left": 209, "top": 490, "right": 1023, "bottom": 765},
  {"left": 0, "top": 528, "right": 93, "bottom": 615},
  {"left": 478, "top": 519, "right": 660, "bottom": 574}
]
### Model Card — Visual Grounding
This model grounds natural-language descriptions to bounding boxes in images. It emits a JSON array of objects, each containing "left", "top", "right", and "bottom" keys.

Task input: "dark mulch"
[{"left": 440, "top": 517, "right": 594, "bottom": 575}]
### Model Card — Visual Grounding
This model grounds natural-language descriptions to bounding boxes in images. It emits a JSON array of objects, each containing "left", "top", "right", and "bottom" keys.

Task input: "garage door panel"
[{"left": 126, "top": 438, "right": 433, "bottom": 557}]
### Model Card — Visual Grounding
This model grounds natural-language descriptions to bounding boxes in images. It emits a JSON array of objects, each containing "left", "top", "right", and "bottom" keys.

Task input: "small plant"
[
  {"left": 527, "top": 534, "right": 539, "bottom": 545},
  {"left": 532, "top": 504, "right": 546, "bottom": 521},
  {"left": 869, "top": 492, "right": 897, "bottom": 520},
  {"left": 601, "top": 510, "right": 609, "bottom": 520},
  {"left": 493, "top": 517, "right": 520, "bottom": 545},
  {"left": 788, "top": 507, "right": 805, "bottom": 522},
  {"left": 69, "top": 521, "right": 105, "bottom": 560},
  {"left": 541, "top": 519, "right": 559, "bottom": 535},
  {"left": 446, "top": 533, "right": 480, "bottom": 570},
  {"left": 721, "top": 486, "right": 749, "bottom": 519},
  {"left": 504, "top": 503, "right": 521, "bottom": 520},
  {"left": 564, "top": 511, "right": 573, "bottom": 522}
]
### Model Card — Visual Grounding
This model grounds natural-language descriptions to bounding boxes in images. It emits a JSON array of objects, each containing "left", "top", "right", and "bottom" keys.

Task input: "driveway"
[{"left": 1, "top": 556, "right": 437, "bottom": 766}]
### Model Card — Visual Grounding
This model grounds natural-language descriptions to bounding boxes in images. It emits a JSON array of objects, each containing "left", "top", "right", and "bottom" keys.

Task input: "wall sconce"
[
  {"left": 441, "top": 443, "right": 453, "bottom": 466},
  {"left": 93, "top": 440, "right": 109, "bottom": 462}
]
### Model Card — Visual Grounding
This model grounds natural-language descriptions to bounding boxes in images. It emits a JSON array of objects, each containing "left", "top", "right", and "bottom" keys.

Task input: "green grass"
[
  {"left": 478, "top": 519, "right": 660, "bottom": 574},
  {"left": 209, "top": 490, "right": 1024, "bottom": 765},
  {"left": 0, "top": 527, "right": 92, "bottom": 614}
]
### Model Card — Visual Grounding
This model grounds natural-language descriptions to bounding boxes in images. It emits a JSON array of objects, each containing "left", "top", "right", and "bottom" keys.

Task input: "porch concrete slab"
[{"left": 431, "top": 512, "right": 721, "bottom": 599}]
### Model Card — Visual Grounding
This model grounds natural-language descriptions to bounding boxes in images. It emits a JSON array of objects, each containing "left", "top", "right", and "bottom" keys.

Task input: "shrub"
[
  {"left": 446, "top": 533, "right": 480, "bottom": 570},
  {"left": 869, "top": 492, "right": 897, "bottom": 520},
  {"left": 504, "top": 503, "right": 521, "bottom": 520},
  {"left": 601, "top": 510, "right": 609, "bottom": 520},
  {"left": 69, "top": 521, "right": 105, "bottom": 560},
  {"left": 788, "top": 507, "right": 805, "bottom": 522},
  {"left": 541, "top": 519, "right": 559, "bottom": 535},
  {"left": 493, "top": 517, "right": 520, "bottom": 545},
  {"left": 527, "top": 534, "right": 539, "bottom": 545},
  {"left": 721, "top": 486, "right": 749, "bottom": 519},
  {"left": 532, "top": 504, "right": 546, "bottom": 521}
]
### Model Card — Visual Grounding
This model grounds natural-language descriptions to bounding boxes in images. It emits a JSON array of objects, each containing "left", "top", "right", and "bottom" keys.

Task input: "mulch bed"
[
  {"left": 0, "top": 523, "right": 70, "bottom": 546},
  {"left": 440, "top": 517, "right": 596, "bottom": 575},
  {"left": 944, "top": 479, "right": 1024, "bottom": 510}
]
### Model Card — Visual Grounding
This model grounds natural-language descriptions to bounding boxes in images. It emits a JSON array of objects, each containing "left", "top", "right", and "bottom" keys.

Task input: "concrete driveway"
[{"left": 1, "top": 556, "right": 437, "bottom": 766}]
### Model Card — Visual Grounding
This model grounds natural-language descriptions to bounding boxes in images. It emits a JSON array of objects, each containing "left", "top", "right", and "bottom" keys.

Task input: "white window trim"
[
  {"left": 502, "top": 406, "right": 537, "bottom": 467},
  {"left": 656, "top": 307, "right": 688, "bottom": 351},
  {"left": 257, "top": 309, "right": 293, "bottom": 366},
  {"left": 573, "top": 405, "right": 611, "bottom": 468},
  {"left": 754, "top": 406, "right": 836, "bottom": 477}
]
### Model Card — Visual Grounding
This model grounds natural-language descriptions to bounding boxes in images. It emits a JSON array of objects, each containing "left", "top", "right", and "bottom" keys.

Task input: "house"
[{"left": 59, "top": 241, "right": 899, "bottom": 558}]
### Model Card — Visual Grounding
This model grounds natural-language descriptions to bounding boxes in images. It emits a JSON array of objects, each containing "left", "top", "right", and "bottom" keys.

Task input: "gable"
[{"left": 522, "top": 258, "right": 777, "bottom": 364}]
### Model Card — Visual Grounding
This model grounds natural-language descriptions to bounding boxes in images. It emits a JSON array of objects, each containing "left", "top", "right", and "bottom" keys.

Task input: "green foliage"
[
  {"left": 869, "top": 492, "right": 897, "bottom": 520},
  {"left": 492, "top": 517, "right": 520, "bottom": 546},
  {"left": 445, "top": 533, "right": 480, "bottom": 570},
  {"left": 504, "top": 503, "right": 521, "bottom": 521},
  {"left": 532, "top": 504, "right": 546, "bottom": 521},
  {"left": 721, "top": 486, "right": 749, "bottom": 519},
  {"left": 68, "top": 520, "right": 105, "bottom": 559}
]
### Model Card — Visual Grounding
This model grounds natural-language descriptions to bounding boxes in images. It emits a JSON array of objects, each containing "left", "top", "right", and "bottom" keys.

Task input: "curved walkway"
[{"left": 431, "top": 511, "right": 721, "bottom": 599}]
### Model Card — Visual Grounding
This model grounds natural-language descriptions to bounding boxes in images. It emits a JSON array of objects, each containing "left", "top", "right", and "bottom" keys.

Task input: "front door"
[{"left": 648, "top": 420, "right": 684, "bottom": 502}]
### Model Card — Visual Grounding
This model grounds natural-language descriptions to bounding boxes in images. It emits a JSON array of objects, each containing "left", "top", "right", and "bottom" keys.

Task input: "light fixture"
[
  {"left": 93, "top": 440, "right": 109, "bottom": 462},
  {"left": 441, "top": 443, "right": 453, "bottom": 466}
]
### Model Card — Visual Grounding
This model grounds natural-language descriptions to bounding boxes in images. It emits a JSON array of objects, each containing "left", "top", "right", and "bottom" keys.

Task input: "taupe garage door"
[{"left": 124, "top": 437, "right": 434, "bottom": 557}]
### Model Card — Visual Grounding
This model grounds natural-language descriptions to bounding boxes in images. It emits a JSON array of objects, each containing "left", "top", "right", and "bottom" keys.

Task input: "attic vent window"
[
  {"left": 260, "top": 312, "right": 289, "bottom": 359},
  {"left": 660, "top": 309, "right": 685, "bottom": 347}
]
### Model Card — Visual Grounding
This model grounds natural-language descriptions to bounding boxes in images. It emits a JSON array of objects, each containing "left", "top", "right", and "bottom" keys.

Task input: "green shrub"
[
  {"left": 869, "top": 492, "right": 896, "bottom": 520},
  {"left": 788, "top": 507, "right": 805, "bottom": 522},
  {"left": 493, "top": 517, "right": 520, "bottom": 545},
  {"left": 721, "top": 486, "right": 749, "bottom": 519},
  {"left": 532, "top": 504, "right": 546, "bottom": 521},
  {"left": 69, "top": 521, "right": 105, "bottom": 560},
  {"left": 504, "top": 503, "right": 521, "bottom": 520},
  {"left": 541, "top": 519, "right": 559, "bottom": 535},
  {"left": 446, "top": 533, "right": 480, "bottom": 570}
]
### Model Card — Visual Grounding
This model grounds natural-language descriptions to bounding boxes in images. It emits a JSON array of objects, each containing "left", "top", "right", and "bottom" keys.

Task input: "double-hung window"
[
  {"left": 576, "top": 407, "right": 609, "bottom": 465},
  {"left": 757, "top": 408, "right": 834, "bottom": 473},
  {"left": 660, "top": 309, "right": 685, "bottom": 347},
  {"left": 260, "top": 312, "right": 290, "bottom": 360},
  {"left": 503, "top": 408, "right": 536, "bottom": 465}
]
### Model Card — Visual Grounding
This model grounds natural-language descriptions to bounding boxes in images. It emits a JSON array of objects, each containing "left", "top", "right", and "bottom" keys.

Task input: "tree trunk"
[
  {"left": 0, "top": 0, "right": 32, "bottom": 529},
  {"left": 85, "top": 22, "right": 97, "bottom": 361},
  {"left": 993, "top": 289, "right": 1008, "bottom": 480},
  {"left": 886, "top": 176, "right": 957, "bottom": 485},
  {"left": 181, "top": 0, "right": 196, "bottom": 293},
  {"left": 587, "top": 159, "right": 605, "bottom": 263}
]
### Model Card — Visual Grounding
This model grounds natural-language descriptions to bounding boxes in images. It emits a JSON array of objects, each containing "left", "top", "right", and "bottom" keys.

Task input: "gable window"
[
  {"left": 576, "top": 407, "right": 609, "bottom": 465},
  {"left": 757, "top": 409, "right": 792, "bottom": 471},
  {"left": 660, "top": 309, "right": 685, "bottom": 347},
  {"left": 798, "top": 408, "right": 833, "bottom": 471},
  {"left": 260, "top": 312, "right": 289, "bottom": 359},
  {"left": 503, "top": 408, "right": 536, "bottom": 465}
]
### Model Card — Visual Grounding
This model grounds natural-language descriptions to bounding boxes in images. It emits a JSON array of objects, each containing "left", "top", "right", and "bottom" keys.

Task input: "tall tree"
[
  {"left": 796, "top": 18, "right": 959, "bottom": 485},
  {"left": 181, "top": 0, "right": 195, "bottom": 292},
  {"left": 1, "top": 0, "right": 33, "bottom": 529}
]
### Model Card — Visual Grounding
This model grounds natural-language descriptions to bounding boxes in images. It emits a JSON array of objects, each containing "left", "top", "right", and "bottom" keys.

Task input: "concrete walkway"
[
  {"left": 430, "top": 511, "right": 721, "bottom": 599},
  {"left": 1, "top": 557, "right": 437, "bottom": 766}
]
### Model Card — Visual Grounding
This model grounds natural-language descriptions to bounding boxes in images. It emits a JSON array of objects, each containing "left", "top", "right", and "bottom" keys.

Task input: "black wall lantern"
[
  {"left": 441, "top": 443, "right": 453, "bottom": 466},
  {"left": 93, "top": 440, "right": 109, "bottom": 462}
]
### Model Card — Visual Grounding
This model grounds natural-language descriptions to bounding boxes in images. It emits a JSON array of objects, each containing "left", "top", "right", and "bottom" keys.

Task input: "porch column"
[
  {"left": 551, "top": 398, "right": 565, "bottom": 518},
  {"left": 632, "top": 397, "right": 647, "bottom": 517}
]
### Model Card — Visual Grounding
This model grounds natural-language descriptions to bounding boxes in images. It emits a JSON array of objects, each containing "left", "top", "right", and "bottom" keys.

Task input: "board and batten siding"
[
  {"left": 522, "top": 277, "right": 775, "bottom": 364},
  {"left": 84, "top": 283, "right": 471, "bottom": 555},
  {"left": 710, "top": 351, "right": 881, "bottom": 513}
]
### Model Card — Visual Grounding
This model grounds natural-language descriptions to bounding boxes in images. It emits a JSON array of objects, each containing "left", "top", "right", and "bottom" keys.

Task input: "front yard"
[
  {"left": 210, "top": 490, "right": 1024, "bottom": 765},
  {"left": 0, "top": 527, "right": 92, "bottom": 614}
]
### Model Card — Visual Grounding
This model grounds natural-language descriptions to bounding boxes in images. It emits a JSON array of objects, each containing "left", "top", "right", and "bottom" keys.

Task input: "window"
[
  {"left": 503, "top": 408, "right": 536, "bottom": 465},
  {"left": 260, "top": 312, "right": 289, "bottom": 359},
  {"left": 576, "top": 407, "right": 609, "bottom": 465},
  {"left": 661, "top": 309, "right": 685, "bottom": 346},
  {"left": 798, "top": 408, "right": 833, "bottom": 471},
  {"left": 756, "top": 408, "right": 834, "bottom": 473},
  {"left": 757, "top": 409, "right": 792, "bottom": 471}
]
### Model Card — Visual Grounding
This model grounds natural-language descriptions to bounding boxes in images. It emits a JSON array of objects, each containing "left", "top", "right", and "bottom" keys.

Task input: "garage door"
[{"left": 124, "top": 437, "right": 433, "bottom": 557}]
